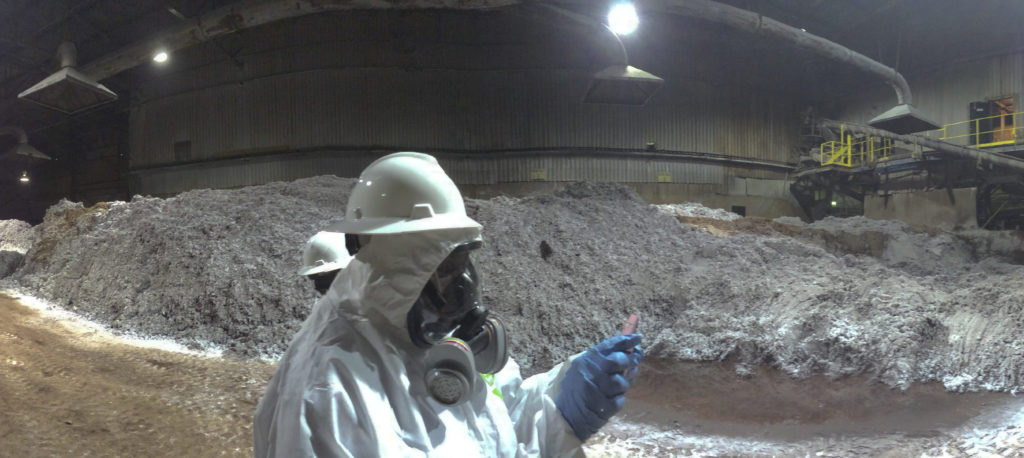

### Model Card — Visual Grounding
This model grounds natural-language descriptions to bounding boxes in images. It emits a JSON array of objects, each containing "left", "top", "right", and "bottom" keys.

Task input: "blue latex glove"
[{"left": 555, "top": 334, "right": 644, "bottom": 442}]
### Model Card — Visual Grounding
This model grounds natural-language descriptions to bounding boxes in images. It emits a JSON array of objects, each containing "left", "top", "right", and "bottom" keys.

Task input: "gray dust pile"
[
  {"left": 12, "top": 176, "right": 354, "bottom": 355},
  {"left": 0, "top": 219, "right": 35, "bottom": 278},
  {"left": 5, "top": 177, "right": 1024, "bottom": 394},
  {"left": 655, "top": 203, "right": 741, "bottom": 221}
]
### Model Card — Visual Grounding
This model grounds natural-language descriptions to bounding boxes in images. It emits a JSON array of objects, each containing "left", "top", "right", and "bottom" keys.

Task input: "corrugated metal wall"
[
  {"left": 127, "top": 12, "right": 801, "bottom": 196},
  {"left": 836, "top": 52, "right": 1024, "bottom": 126},
  {"left": 130, "top": 68, "right": 798, "bottom": 164},
  {"left": 130, "top": 149, "right": 752, "bottom": 196}
]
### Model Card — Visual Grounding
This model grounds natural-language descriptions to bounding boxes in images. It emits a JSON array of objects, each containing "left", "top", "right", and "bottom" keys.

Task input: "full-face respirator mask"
[{"left": 346, "top": 235, "right": 509, "bottom": 407}]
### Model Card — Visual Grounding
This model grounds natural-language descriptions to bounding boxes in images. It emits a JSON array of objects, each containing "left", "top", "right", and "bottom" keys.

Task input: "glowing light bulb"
[
  {"left": 153, "top": 51, "right": 169, "bottom": 63},
  {"left": 19, "top": 171, "right": 29, "bottom": 183},
  {"left": 608, "top": 2, "right": 639, "bottom": 36}
]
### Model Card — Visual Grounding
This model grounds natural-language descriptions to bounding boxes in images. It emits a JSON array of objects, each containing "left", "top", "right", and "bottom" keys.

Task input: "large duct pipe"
[
  {"left": 81, "top": 0, "right": 518, "bottom": 81},
  {"left": 817, "top": 118, "right": 1024, "bottom": 174},
  {"left": 58, "top": 42, "right": 77, "bottom": 69},
  {"left": 648, "top": 0, "right": 912, "bottom": 105},
  {"left": 647, "top": 0, "right": 938, "bottom": 134}
]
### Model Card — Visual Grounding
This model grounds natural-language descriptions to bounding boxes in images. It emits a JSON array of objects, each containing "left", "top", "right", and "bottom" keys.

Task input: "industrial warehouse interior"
[{"left": 2, "top": 0, "right": 1024, "bottom": 456}]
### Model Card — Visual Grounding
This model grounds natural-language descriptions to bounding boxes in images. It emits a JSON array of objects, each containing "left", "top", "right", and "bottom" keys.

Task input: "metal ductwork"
[
  {"left": 0, "top": 126, "right": 51, "bottom": 160},
  {"left": 866, "top": 103, "right": 941, "bottom": 136},
  {"left": 18, "top": 42, "right": 118, "bottom": 114},
  {"left": 817, "top": 118, "right": 1024, "bottom": 174},
  {"left": 648, "top": 0, "right": 940, "bottom": 134},
  {"left": 582, "top": 65, "right": 664, "bottom": 105}
]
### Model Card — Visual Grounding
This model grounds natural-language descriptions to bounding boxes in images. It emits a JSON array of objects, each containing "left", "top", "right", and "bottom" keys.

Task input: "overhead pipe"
[
  {"left": 817, "top": 118, "right": 1024, "bottom": 174},
  {"left": 646, "top": 0, "right": 938, "bottom": 134},
  {"left": 80, "top": 0, "right": 518, "bottom": 81},
  {"left": 646, "top": 0, "right": 911, "bottom": 104}
]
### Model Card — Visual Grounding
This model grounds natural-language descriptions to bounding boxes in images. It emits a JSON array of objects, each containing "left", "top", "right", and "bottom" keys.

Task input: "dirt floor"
[
  {"left": 4, "top": 290, "right": 1024, "bottom": 457},
  {"left": 0, "top": 293, "right": 275, "bottom": 457}
]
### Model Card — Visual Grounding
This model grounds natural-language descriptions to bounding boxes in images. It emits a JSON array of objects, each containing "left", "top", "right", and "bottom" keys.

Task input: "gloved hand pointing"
[{"left": 555, "top": 333, "right": 644, "bottom": 442}]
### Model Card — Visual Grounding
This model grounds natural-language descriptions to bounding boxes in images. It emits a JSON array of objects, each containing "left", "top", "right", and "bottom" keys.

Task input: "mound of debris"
[
  {"left": 13, "top": 177, "right": 1024, "bottom": 393},
  {"left": 15, "top": 176, "right": 354, "bottom": 355},
  {"left": 655, "top": 203, "right": 742, "bottom": 221},
  {"left": 470, "top": 183, "right": 1024, "bottom": 391},
  {"left": 0, "top": 219, "right": 35, "bottom": 253},
  {"left": 0, "top": 219, "right": 35, "bottom": 278}
]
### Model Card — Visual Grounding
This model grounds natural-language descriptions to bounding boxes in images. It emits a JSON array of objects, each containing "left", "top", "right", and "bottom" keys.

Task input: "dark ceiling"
[
  {"left": 0, "top": 0, "right": 237, "bottom": 131},
  {"left": 1, "top": 0, "right": 1022, "bottom": 139}
]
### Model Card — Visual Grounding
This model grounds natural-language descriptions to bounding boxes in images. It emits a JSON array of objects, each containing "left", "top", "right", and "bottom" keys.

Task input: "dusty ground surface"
[
  {"left": 0, "top": 292, "right": 274, "bottom": 457},
  {"left": 7, "top": 177, "right": 1024, "bottom": 456},
  {"left": 6, "top": 286, "right": 1024, "bottom": 457},
  {"left": 585, "top": 359, "right": 1024, "bottom": 457}
]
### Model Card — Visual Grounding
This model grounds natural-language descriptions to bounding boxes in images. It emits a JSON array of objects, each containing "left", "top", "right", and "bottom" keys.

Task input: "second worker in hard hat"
[
  {"left": 254, "top": 152, "right": 643, "bottom": 457},
  {"left": 298, "top": 231, "right": 352, "bottom": 295}
]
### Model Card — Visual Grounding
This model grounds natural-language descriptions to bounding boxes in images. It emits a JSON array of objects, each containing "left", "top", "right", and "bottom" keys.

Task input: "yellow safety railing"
[
  {"left": 819, "top": 124, "right": 893, "bottom": 167},
  {"left": 932, "top": 111, "right": 1021, "bottom": 148}
]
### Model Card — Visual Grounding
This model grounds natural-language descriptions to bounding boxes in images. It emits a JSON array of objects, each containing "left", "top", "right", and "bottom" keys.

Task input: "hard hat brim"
[
  {"left": 298, "top": 259, "right": 350, "bottom": 276},
  {"left": 328, "top": 213, "right": 482, "bottom": 235}
]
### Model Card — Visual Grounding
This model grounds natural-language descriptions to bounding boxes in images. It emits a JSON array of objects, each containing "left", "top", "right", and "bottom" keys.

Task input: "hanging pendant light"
[{"left": 19, "top": 171, "right": 30, "bottom": 183}]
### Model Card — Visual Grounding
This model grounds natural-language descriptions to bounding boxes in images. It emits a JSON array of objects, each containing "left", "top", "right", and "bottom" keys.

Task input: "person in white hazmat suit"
[{"left": 254, "top": 152, "right": 643, "bottom": 457}]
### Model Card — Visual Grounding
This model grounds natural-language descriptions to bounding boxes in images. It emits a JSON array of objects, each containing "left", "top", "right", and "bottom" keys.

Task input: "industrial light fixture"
[
  {"left": 0, "top": 126, "right": 51, "bottom": 160},
  {"left": 153, "top": 51, "right": 169, "bottom": 63},
  {"left": 583, "top": 2, "right": 661, "bottom": 105},
  {"left": 18, "top": 42, "right": 118, "bottom": 114},
  {"left": 537, "top": 1, "right": 662, "bottom": 105},
  {"left": 19, "top": 171, "right": 29, "bottom": 183},
  {"left": 583, "top": 65, "right": 664, "bottom": 105},
  {"left": 607, "top": 2, "right": 639, "bottom": 36}
]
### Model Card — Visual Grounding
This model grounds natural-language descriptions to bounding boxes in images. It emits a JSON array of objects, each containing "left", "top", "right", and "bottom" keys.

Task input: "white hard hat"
[
  {"left": 331, "top": 152, "right": 481, "bottom": 235},
  {"left": 298, "top": 231, "right": 353, "bottom": 276}
]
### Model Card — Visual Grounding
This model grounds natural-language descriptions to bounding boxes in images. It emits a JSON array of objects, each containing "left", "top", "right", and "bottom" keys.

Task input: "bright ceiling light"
[
  {"left": 607, "top": 2, "right": 639, "bottom": 36},
  {"left": 19, "top": 171, "right": 29, "bottom": 183},
  {"left": 153, "top": 51, "right": 169, "bottom": 63}
]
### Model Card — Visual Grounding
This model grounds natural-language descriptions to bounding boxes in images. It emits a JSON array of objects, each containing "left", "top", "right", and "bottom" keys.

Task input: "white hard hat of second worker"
[
  {"left": 331, "top": 152, "right": 482, "bottom": 235},
  {"left": 297, "top": 231, "right": 352, "bottom": 276}
]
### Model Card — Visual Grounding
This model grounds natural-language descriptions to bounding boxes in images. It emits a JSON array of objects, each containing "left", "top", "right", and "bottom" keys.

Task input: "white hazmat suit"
[{"left": 253, "top": 226, "right": 584, "bottom": 457}]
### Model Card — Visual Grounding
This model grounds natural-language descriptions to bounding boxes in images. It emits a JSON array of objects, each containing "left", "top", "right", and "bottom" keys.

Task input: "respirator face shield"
[
  {"left": 407, "top": 240, "right": 510, "bottom": 406},
  {"left": 412, "top": 241, "right": 485, "bottom": 343}
]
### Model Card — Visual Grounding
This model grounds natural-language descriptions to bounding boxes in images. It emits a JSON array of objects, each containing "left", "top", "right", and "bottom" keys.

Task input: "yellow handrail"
[
  {"left": 819, "top": 124, "right": 893, "bottom": 167},
  {"left": 934, "top": 111, "right": 1020, "bottom": 148},
  {"left": 818, "top": 111, "right": 1020, "bottom": 168}
]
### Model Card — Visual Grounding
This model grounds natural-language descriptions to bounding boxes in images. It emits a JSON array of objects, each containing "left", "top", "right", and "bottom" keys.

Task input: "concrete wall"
[{"left": 864, "top": 188, "right": 977, "bottom": 230}]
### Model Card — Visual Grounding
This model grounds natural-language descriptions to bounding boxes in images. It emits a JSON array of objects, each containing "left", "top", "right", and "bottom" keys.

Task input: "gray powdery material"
[
  {"left": 16, "top": 176, "right": 355, "bottom": 355},
  {"left": 0, "top": 219, "right": 36, "bottom": 253},
  {"left": 15, "top": 176, "right": 1024, "bottom": 393},
  {"left": 655, "top": 203, "right": 742, "bottom": 221},
  {"left": 774, "top": 215, "right": 977, "bottom": 277},
  {"left": 470, "top": 183, "right": 1024, "bottom": 391},
  {"left": 0, "top": 251, "right": 23, "bottom": 278}
]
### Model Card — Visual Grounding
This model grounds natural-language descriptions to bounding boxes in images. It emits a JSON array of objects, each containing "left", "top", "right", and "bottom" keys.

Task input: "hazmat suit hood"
[
  {"left": 334, "top": 226, "right": 481, "bottom": 334},
  {"left": 254, "top": 224, "right": 582, "bottom": 457}
]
